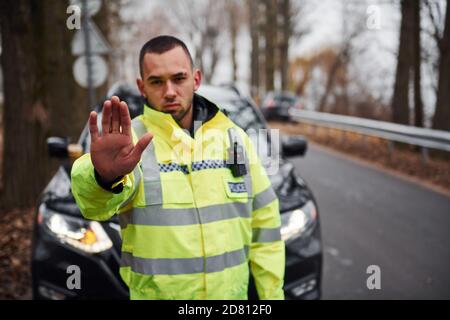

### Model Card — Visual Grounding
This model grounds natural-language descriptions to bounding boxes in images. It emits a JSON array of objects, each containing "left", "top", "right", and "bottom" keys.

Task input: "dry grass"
[{"left": 0, "top": 207, "right": 33, "bottom": 299}]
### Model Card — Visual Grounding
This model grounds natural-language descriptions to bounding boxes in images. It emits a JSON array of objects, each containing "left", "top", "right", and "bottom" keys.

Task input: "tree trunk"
[
  {"left": 228, "top": 1, "right": 239, "bottom": 83},
  {"left": 432, "top": 0, "right": 450, "bottom": 131},
  {"left": 42, "top": 1, "right": 89, "bottom": 139},
  {"left": 392, "top": 0, "right": 414, "bottom": 125},
  {"left": 278, "top": 0, "right": 291, "bottom": 91},
  {"left": 91, "top": 0, "right": 114, "bottom": 105},
  {"left": 318, "top": 53, "right": 341, "bottom": 113},
  {"left": 0, "top": 0, "right": 52, "bottom": 209},
  {"left": 0, "top": 0, "right": 86, "bottom": 210},
  {"left": 257, "top": 2, "right": 266, "bottom": 94},
  {"left": 207, "top": 37, "right": 220, "bottom": 84},
  {"left": 413, "top": 0, "right": 424, "bottom": 127},
  {"left": 263, "top": 0, "right": 276, "bottom": 92},
  {"left": 248, "top": 0, "right": 261, "bottom": 99}
]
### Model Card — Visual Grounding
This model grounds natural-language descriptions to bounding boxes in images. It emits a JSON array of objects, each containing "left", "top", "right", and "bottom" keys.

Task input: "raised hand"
[{"left": 89, "top": 96, "right": 153, "bottom": 183}]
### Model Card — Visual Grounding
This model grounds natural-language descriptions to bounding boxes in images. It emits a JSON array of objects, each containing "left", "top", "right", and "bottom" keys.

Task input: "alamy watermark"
[
  {"left": 66, "top": 5, "right": 81, "bottom": 30},
  {"left": 66, "top": 265, "right": 81, "bottom": 290},
  {"left": 366, "top": 5, "right": 381, "bottom": 30},
  {"left": 366, "top": 265, "right": 381, "bottom": 290}
]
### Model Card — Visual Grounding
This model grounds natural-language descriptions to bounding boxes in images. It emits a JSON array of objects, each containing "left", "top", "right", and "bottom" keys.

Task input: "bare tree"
[
  {"left": 432, "top": 0, "right": 450, "bottom": 131},
  {"left": 248, "top": 0, "right": 308, "bottom": 99},
  {"left": 391, "top": 0, "right": 427, "bottom": 128},
  {"left": 227, "top": 0, "right": 243, "bottom": 82},
  {"left": 248, "top": 0, "right": 261, "bottom": 99},
  {"left": 413, "top": 0, "right": 424, "bottom": 127},
  {"left": 392, "top": 0, "right": 415, "bottom": 125},
  {"left": 263, "top": 0, "right": 277, "bottom": 92},
  {"left": 166, "top": 0, "right": 226, "bottom": 84},
  {"left": 0, "top": 0, "right": 86, "bottom": 209},
  {"left": 0, "top": 0, "right": 134, "bottom": 210},
  {"left": 277, "top": 0, "right": 308, "bottom": 91},
  {"left": 102, "top": 0, "right": 128, "bottom": 86},
  {"left": 317, "top": 2, "right": 366, "bottom": 114},
  {"left": 278, "top": 0, "right": 291, "bottom": 91},
  {"left": 120, "top": 4, "right": 179, "bottom": 82},
  {"left": 422, "top": 0, "right": 444, "bottom": 97}
]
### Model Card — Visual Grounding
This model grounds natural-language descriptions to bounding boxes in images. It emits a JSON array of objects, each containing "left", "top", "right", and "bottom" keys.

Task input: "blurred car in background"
[
  {"left": 31, "top": 83, "right": 322, "bottom": 300},
  {"left": 261, "top": 91, "right": 302, "bottom": 122}
]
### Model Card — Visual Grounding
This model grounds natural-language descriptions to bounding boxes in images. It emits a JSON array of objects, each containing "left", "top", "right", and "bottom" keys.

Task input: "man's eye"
[
  {"left": 151, "top": 80, "right": 162, "bottom": 85},
  {"left": 174, "top": 77, "right": 185, "bottom": 83}
]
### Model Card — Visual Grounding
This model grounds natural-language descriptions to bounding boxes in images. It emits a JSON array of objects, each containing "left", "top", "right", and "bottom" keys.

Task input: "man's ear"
[
  {"left": 136, "top": 78, "right": 146, "bottom": 98},
  {"left": 193, "top": 69, "right": 202, "bottom": 91}
]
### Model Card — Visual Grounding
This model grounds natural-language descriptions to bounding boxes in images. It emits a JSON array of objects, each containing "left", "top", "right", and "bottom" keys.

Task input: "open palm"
[{"left": 89, "top": 96, "right": 152, "bottom": 182}]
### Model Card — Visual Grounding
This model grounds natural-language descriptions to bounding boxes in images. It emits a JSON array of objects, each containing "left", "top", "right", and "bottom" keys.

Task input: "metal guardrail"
[{"left": 289, "top": 109, "right": 450, "bottom": 154}]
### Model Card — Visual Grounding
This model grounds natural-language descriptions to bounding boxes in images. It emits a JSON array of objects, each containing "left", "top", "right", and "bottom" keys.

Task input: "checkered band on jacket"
[
  {"left": 191, "top": 160, "right": 227, "bottom": 172},
  {"left": 158, "top": 163, "right": 189, "bottom": 174}
]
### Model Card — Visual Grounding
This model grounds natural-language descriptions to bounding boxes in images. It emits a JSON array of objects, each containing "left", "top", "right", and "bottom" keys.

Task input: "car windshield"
[
  {"left": 275, "top": 95, "right": 296, "bottom": 103},
  {"left": 215, "top": 99, "right": 266, "bottom": 132},
  {"left": 196, "top": 86, "right": 266, "bottom": 132}
]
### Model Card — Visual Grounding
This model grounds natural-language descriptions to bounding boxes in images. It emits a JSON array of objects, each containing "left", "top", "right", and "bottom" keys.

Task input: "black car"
[
  {"left": 31, "top": 83, "right": 322, "bottom": 300},
  {"left": 261, "top": 91, "right": 301, "bottom": 121}
]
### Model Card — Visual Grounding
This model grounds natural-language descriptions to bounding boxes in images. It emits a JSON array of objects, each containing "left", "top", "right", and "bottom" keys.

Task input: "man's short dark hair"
[{"left": 139, "top": 35, "right": 194, "bottom": 77}]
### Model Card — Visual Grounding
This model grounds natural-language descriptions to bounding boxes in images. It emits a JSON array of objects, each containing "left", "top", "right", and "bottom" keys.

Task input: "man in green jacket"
[{"left": 71, "top": 35, "right": 285, "bottom": 300}]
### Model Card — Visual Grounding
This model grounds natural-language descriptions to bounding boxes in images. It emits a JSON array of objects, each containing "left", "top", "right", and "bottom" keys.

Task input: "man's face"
[{"left": 137, "top": 46, "right": 201, "bottom": 122}]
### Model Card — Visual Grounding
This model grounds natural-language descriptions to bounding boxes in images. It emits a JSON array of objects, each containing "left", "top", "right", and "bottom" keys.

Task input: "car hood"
[
  {"left": 268, "top": 160, "right": 312, "bottom": 212},
  {"left": 42, "top": 166, "right": 83, "bottom": 217}
]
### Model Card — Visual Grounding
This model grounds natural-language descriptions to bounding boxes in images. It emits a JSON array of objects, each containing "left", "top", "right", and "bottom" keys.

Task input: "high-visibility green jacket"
[{"left": 71, "top": 99, "right": 285, "bottom": 300}]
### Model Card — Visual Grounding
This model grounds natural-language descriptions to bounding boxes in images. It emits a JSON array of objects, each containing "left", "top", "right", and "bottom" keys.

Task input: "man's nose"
[{"left": 164, "top": 81, "right": 176, "bottom": 99}]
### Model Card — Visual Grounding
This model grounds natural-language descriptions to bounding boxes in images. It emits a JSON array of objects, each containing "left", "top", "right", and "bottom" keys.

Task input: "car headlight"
[
  {"left": 38, "top": 204, "right": 113, "bottom": 253},
  {"left": 281, "top": 200, "right": 317, "bottom": 242}
]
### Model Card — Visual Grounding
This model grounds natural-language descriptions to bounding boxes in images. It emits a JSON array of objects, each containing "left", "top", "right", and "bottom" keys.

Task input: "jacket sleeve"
[
  {"left": 71, "top": 123, "right": 144, "bottom": 222},
  {"left": 244, "top": 132, "right": 285, "bottom": 300}
]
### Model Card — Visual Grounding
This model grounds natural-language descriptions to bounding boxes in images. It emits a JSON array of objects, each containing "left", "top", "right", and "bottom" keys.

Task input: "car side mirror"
[
  {"left": 47, "top": 137, "right": 83, "bottom": 160},
  {"left": 282, "top": 135, "right": 308, "bottom": 157},
  {"left": 47, "top": 137, "right": 69, "bottom": 158},
  {"left": 221, "top": 109, "right": 230, "bottom": 117}
]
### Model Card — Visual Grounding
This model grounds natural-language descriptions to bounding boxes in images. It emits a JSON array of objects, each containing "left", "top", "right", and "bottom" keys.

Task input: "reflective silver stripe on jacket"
[
  {"left": 119, "top": 201, "right": 252, "bottom": 229},
  {"left": 121, "top": 246, "right": 249, "bottom": 275},
  {"left": 131, "top": 118, "right": 162, "bottom": 205},
  {"left": 119, "top": 165, "right": 142, "bottom": 209},
  {"left": 252, "top": 227, "right": 282, "bottom": 243},
  {"left": 253, "top": 186, "right": 278, "bottom": 211}
]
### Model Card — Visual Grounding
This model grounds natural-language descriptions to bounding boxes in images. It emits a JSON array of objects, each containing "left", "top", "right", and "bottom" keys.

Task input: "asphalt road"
[{"left": 292, "top": 143, "right": 450, "bottom": 299}]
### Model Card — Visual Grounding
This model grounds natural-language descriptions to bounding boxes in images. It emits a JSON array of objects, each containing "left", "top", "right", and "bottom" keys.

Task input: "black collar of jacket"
[{"left": 189, "top": 93, "right": 219, "bottom": 137}]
